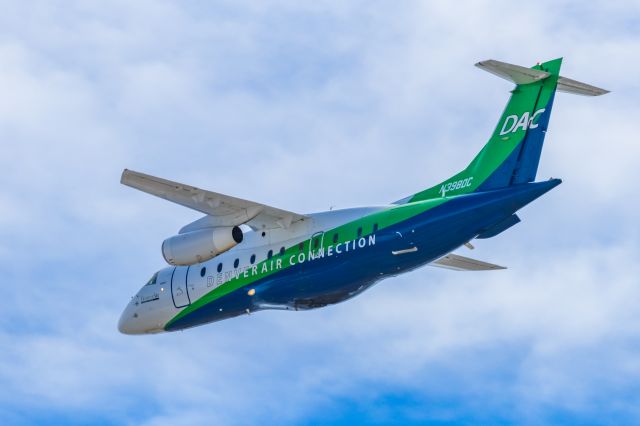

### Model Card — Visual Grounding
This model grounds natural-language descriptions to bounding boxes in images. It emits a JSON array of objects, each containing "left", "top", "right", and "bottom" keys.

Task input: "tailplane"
[{"left": 398, "top": 58, "right": 607, "bottom": 204}]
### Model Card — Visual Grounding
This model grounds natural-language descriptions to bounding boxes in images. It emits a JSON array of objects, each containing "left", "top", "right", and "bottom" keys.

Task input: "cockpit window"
[{"left": 145, "top": 272, "right": 158, "bottom": 286}]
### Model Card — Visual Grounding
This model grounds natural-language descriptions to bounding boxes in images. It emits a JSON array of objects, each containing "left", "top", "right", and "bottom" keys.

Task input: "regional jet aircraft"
[{"left": 118, "top": 58, "right": 607, "bottom": 334}]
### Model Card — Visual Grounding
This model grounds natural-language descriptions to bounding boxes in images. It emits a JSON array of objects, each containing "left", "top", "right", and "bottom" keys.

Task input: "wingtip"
[{"left": 120, "top": 168, "right": 132, "bottom": 185}]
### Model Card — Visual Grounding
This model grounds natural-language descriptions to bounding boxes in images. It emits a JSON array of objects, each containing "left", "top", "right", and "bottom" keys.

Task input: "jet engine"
[{"left": 161, "top": 226, "right": 243, "bottom": 266}]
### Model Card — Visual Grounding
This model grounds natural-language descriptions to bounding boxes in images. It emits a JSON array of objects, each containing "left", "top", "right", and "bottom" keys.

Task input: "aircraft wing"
[
  {"left": 121, "top": 169, "right": 308, "bottom": 230},
  {"left": 430, "top": 253, "right": 506, "bottom": 271}
]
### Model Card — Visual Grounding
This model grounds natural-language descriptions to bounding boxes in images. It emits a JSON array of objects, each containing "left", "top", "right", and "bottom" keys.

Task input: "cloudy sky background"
[{"left": 1, "top": 1, "right": 639, "bottom": 424}]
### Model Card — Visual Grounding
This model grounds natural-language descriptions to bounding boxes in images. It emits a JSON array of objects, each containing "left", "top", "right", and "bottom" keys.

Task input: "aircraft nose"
[
  {"left": 118, "top": 302, "right": 141, "bottom": 335},
  {"left": 118, "top": 296, "right": 165, "bottom": 335}
]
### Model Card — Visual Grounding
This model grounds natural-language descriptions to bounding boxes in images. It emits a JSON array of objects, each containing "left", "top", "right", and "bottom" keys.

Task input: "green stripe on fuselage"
[{"left": 165, "top": 198, "right": 447, "bottom": 328}]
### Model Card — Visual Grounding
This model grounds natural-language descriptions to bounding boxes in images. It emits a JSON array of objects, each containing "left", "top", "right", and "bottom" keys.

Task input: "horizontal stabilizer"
[
  {"left": 476, "top": 59, "right": 608, "bottom": 95},
  {"left": 557, "top": 76, "right": 609, "bottom": 96},
  {"left": 475, "top": 59, "right": 550, "bottom": 84},
  {"left": 431, "top": 253, "right": 506, "bottom": 271}
]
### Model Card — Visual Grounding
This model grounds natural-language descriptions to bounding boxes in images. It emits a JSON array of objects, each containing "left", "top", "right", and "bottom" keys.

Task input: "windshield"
[{"left": 145, "top": 272, "right": 158, "bottom": 286}]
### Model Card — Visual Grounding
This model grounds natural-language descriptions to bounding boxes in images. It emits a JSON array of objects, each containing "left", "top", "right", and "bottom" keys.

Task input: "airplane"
[{"left": 118, "top": 58, "right": 607, "bottom": 335}]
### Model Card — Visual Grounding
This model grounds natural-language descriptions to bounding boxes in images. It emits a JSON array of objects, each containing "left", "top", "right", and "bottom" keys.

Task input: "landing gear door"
[{"left": 171, "top": 266, "right": 191, "bottom": 308}]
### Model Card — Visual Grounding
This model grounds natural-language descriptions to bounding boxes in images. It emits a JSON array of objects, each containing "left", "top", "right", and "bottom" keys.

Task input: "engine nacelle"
[{"left": 161, "top": 226, "right": 243, "bottom": 266}]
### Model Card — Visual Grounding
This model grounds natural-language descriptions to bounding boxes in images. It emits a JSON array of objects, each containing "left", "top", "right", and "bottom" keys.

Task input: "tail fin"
[{"left": 401, "top": 58, "right": 607, "bottom": 203}]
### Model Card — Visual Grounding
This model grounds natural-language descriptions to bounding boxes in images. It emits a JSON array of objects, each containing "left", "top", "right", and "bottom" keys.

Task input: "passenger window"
[
  {"left": 145, "top": 272, "right": 158, "bottom": 286},
  {"left": 357, "top": 227, "right": 363, "bottom": 237},
  {"left": 234, "top": 258, "right": 239, "bottom": 268},
  {"left": 217, "top": 263, "right": 223, "bottom": 273},
  {"left": 250, "top": 254, "right": 256, "bottom": 264},
  {"left": 373, "top": 223, "right": 379, "bottom": 232},
  {"left": 298, "top": 242, "right": 304, "bottom": 251},
  {"left": 279, "top": 247, "right": 285, "bottom": 256},
  {"left": 268, "top": 249, "right": 273, "bottom": 259},
  {"left": 333, "top": 233, "right": 339, "bottom": 244},
  {"left": 200, "top": 267, "right": 206, "bottom": 277}
]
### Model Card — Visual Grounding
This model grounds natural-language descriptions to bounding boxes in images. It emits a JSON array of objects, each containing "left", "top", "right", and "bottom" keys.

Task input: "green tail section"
[{"left": 405, "top": 58, "right": 562, "bottom": 203}]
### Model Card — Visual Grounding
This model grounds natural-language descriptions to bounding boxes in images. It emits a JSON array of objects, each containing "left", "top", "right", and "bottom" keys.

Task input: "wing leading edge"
[{"left": 121, "top": 169, "right": 308, "bottom": 230}]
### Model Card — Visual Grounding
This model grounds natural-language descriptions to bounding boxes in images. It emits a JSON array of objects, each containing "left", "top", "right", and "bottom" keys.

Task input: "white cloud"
[{"left": 0, "top": 0, "right": 639, "bottom": 424}]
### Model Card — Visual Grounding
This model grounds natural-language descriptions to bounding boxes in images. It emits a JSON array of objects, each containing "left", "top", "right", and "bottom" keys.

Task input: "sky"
[{"left": 1, "top": 1, "right": 639, "bottom": 425}]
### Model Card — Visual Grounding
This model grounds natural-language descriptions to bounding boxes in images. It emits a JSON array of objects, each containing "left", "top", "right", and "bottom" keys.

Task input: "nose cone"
[
  {"left": 118, "top": 303, "right": 140, "bottom": 335},
  {"left": 118, "top": 297, "right": 166, "bottom": 335}
]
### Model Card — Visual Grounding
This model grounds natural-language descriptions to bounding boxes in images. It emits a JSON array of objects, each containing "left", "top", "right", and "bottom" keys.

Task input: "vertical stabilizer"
[{"left": 399, "top": 58, "right": 607, "bottom": 203}]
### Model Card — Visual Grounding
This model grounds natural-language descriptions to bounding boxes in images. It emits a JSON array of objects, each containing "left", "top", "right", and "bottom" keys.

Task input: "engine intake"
[{"left": 161, "top": 226, "right": 243, "bottom": 266}]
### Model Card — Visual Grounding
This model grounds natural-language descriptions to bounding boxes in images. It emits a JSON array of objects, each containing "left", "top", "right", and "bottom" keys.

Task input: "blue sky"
[{"left": 1, "top": 1, "right": 639, "bottom": 425}]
